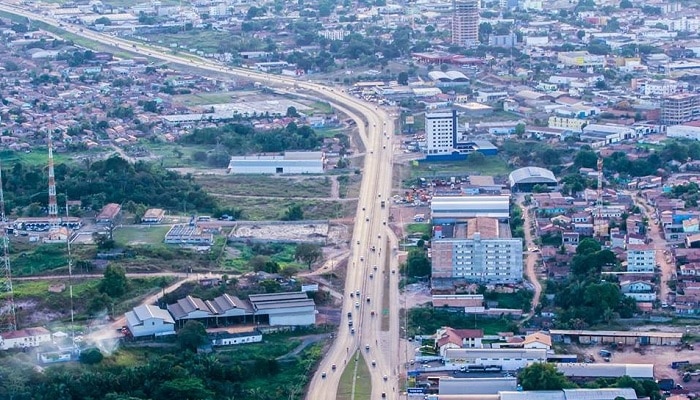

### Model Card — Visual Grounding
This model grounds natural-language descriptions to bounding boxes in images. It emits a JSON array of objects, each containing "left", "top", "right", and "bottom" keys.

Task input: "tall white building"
[
  {"left": 452, "top": 0, "right": 479, "bottom": 47},
  {"left": 432, "top": 218, "right": 523, "bottom": 285},
  {"left": 425, "top": 110, "right": 457, "bottom": 155},
  {"left": 626, "top": 245, "right": 656, "bottom": 273}
]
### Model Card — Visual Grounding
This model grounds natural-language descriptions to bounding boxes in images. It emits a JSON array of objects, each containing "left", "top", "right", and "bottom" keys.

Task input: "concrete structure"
[
  {"left": 141, "top": 208, "right": 165, "bottom": 223},
  {"left": 452, "top": 0, "right": 479, "bottom": 47},
  {"left": 550, "top": 329, "right": 683, "bottom": 346},
  {"left": 0, "top": 327, "right": 52, "bottom": 350},
  {"left": 499, "top": 388, "right": 637, "bottom": 400},
  {"left": 164, "top": 224, "right": 214, "bottom": 245},
  {"left": 432, "top": 219, "right": 523, "bottom": 285},
  {"left": 667, "top": 122, "right": 700, "bottom": 140},
  {"left": 620, "top": 281, "right": 656, "bottom": 302},
  {"left": 210, "top": 330, "right": 262, "bottom": 347},
  {"left": 96, "top": 203, "right": 121, "bottom": 224},
  {"left": 547, "top": 116, "right": 587, "bottom": 131},
  {"left": 443, "top": 348, "right": 547, "bottom": 371},
  {"left": 431, "top": 294, "right": 485, "bottom": 312},
  {"left": 438, "top": 377, "right": 518, "bottom": 395},
  {"left": 125, "top": 305, "right": 176, "bottom": 338},
  {"left": 425, "top": 110, "right": 458, "bottom": 156},
  {"left": 248, "top": 292, "right": 316, "bottom": 326},
  {"left": 626, "top": 245, "right": 656, "bottom": 272},
  {"left": 557, "top": 51, "right": 605, "bottom": 67},
  {"left": 555, "top": 363, "right": 654, "bottom": 380},
  {"left": 508, "top": 167, "right": 557, "bottom": 192},
  {"left": 430, "top": 196, "right": 510, "bottom": 223},
  {"left": 661, "top": 93, "right": 700, "bottom": 125},
  {"left": 228, "top": 151, "right": 325, "bottom": 174}
]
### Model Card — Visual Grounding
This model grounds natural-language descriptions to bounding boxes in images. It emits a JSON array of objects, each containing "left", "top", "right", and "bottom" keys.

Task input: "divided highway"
[{"left": 0, "top": 5, "right": 402, "bottom": 399}]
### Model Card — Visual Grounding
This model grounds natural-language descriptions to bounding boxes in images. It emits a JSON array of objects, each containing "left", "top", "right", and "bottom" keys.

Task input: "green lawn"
[
  {"left": 219, "top": 243, "right": 304, "bottom": 274},
  {"left": 12, "top": 244, "right": 68, "bottom": 276},
  {"left": 213, "top": 196, "right": 353, "bottom": 220},
  {"left": 310, "top": 101, "right": 333, "bottom": 114},
  {"left": 406, "top": 223, "right": 431, "bottom": 237},
  {"left": 141, "top": 30, "right": 245, "bottom": 54},
  {"left": 113, "top": 225, "right": 171, "bottom": 246},
  {"left": 139, "top": 142, "right": 216, "bottom": 168},
  {"left": 410, "top": 156, "right": 511, "bottom": 178},
  {"left": 0, "top": 149, "right": 72, "bottom": 166},
  {"left": 338, "top": 351, "right": 372, "bottom": 400},
  {"left": 171, "top": 92, "right": 239, "bottom": 107},
  {"left": 406, "top": 307, "right": 518, "bottom": 337}
]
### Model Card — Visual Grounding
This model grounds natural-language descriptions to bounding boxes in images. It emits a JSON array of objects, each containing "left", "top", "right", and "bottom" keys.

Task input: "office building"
[
  {"left": 425, "top": 110, "right": 458, "bottom": 155},
  {"left": 661, "top": 93, "right": 700, "bottom": 125},
  {"left": 626, "top": 245, "right": 656, "bottom": 272},
  {"left": 432, "top": 217, "right": 523, "bottom": 285},
  {"left": 452, "top": 0, "right": 479, "bottom": 47}
]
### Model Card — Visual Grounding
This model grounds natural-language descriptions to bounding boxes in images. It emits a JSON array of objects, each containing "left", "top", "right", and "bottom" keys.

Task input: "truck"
[
  {"left": 672, "top": 361, "right": 691, "bottom": 369},
  {"left": 658, "top": 379, "right": 675, "bottom": 391}
]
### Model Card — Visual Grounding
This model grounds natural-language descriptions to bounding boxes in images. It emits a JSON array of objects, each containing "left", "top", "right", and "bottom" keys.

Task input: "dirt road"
[{"left": 518, "top": 195, "right": 542, "bottom": 323}]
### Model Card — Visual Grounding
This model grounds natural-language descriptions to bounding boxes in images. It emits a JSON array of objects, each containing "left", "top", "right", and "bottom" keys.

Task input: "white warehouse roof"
[
  {"left": 509, "top": 167, "right": 557, "bottom": 186},
  {"left": 431, "top": 195, "right": 510, "bottom": 219},
  {"left": 555, "top": 363, "right": 654, "bottom": 379},
  {"left": 428, "top": 70, "right": 469, "bottom": 82}
]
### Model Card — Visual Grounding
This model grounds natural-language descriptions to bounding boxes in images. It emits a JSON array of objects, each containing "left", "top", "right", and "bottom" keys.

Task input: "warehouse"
[
  {"left": 164, "top": 224, "right": 214, "bottom": 245},
  {"left": 228, "top": 151, "right": 325, "bottom": 174},
  {"left": 430, "top": 195, "right": 511, "bottom": 223},
  {"left": 550, "top": 329, "right": 683, "bottom": 346},
  {"left": 508, "top": 167, "right": 557, "bottom": 192},
  {"left": 555, "top": 363, "right": 654, "bottom": 380},
  {"left": 248, "top": 292, "right": 317, "bottom": 326},
  {"left": 438, "top": 377, "right": 517, "bottom": 395},
  {"left": 422, "top": 388, "right": 637, "bottom": 400},
  {"left": 125, "top": 305, "right": 175, "bottom": 338},
  {"left": 443, "top": 348, "right": 547, "bottom": 371}
]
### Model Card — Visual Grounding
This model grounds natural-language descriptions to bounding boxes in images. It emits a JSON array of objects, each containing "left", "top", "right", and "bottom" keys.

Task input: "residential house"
[
  {"left": 96, "top": 203, "right": 121, "bottom": 224},
  {"left": 435, "top": 327, "right": 484, "bottom": 356},
  {"left": 620, "top": 280, "right": 657, "bottom": 302},
  {"left": 0, "top": 327, "right": 52, "bottom": 350},
  {"left": 210, "top": 330, "right": 263, "bottom": 347},
  {"left": 522, "top": 332, "right": 552, "bottom": 350}
]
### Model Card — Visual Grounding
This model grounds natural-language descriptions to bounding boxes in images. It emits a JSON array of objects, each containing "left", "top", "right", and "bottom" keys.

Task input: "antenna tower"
[
  {"left": 597, "top": 156, "right": 603, "bottom": 220},
  {"left": 0, "top": 164, "right": 17, "bottom": 332},
  {"left": 47, "top": 132, "right": 58, "bottom": 226}
]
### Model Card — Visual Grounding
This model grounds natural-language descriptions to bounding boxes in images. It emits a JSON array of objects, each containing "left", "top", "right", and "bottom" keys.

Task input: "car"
[
  {"left": 378, "top": 234, "right": 381, "bottom": 238},
  {"left": 371, "top": 246, "right": 376, "bottom": 252},
  {"left": 422, "top": 364, "right": 430, "bottom": 369},
  {"left": 373, "top": 265, "right": 378, "bottom": 271},
  {"left": 366, "top": 297, "right": 371, "bottom": 303},
  {"left": 355, "top": 302, "right": 360, "bottom": 308},
  {"left": 348, "top": 321, "right": 353, "bottom": 327},
  {"left": 371, "top": 310, "right": 375, "bottom": 316},
  {"left": 350, "top": 292, "right": 354, "bottom": 298},
  {"left": 369, "top": 273, "right": 374, "bottom": 279},
  {"left": 332, "top": 364, "right": 337, "bottom": 370},
  {"left": 392, "top": 269, "right": 396, "bottom": 274},
  {"left": 383, "top": 375, "right": 388, "bottom": 381},
  {"left": 381, "top": 393, "right": 386, "bottom": 398},
  {"left": 351, "top": 328, "right": 355, "bottom": 334},
  {"left": 365, "top": 217, "right": 369, "bottom": 222},
  {"left": 347, "top": 311, "right": 352, "bottom": 318},
  {"left": 356, "top": 290, "right": 360, "bottom": 296},
  {"left": 362, "top": 207, "right": 366, "bottom": 211},
  {"left": 371, "top": 360, "right": 376, "bottom": 367},
  {"left": 383, "top": 145, "right": 386, "bottom": 149},
  {"left": 357, "top": 240, "right": 360, "bottom": 245},
  {"left": 365, "top": 344, "right": 370, "bottom": 351},
  {"left": 383, "top": 221, "right": 386, "bottom": 225},
  {"left": 322, "top": 372, "right": 327, "bottom": 378},
  {"left": 360, "top": 256, "right": 364, "bottom": 261},
  {"left": 378, "top": 193, "right": 381, "bottom": 197}
]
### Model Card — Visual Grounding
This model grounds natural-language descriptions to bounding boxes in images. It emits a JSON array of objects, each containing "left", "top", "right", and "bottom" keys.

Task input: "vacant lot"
[
  {"left": 409, "top": 157, "right": 511, "bottom": 179},
  {"left": 113, "top": 225, "right": 171, "bottom": 246},
  {"left": 214, "top": 196, "right": 354, "bottom": 221},
  {"left": 171, "top": 91, "right": 240, "bottom": 107},
  {"left": 196, "top": 175, "right": 333, "bottom": 198}
]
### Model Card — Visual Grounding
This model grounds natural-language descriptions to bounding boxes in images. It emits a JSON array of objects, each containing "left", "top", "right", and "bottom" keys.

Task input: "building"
[
  {"left": 550, "top": 329, "right": 683, "bottom": 346},
  {"left": 667, "top": 122, "right": 700, "bottom": 140},
  {"left": 438, "top": 377, "right": 518, "bottom": 395},
  {"left": 557, "top": 51, "right": 605, "bottom": 67},
  {"left": 425, "top": 110, "right": 458, "bottom": 156},
  {"left": 141, "top": 208, "right": 165, "bottom": 223},
  {"left": 661, "top": 93, "right": 700, "bottom": 126},
  {"left": 431, "top": 195, "right": 511, "bottom": 223},
  {"left": 499, "top": 389, "right": 638, "bottom": 400},
  {"left": 431, "top": 294, "right": 485, "bottom": 312},
  {"left": 125, "top": 305, "right": 176, "bottom": 338},
  {"left": 626, "top": 245, "right": 656, "bottom": 273},
  {"left": 435, "top": 327, "right": 484, "bottom": 356},
  {"left": 508, "top": 167, "right": 557, "bottom": 192},
  {"left": 248, "top": 292, "right": 316, "bottom": 326},
  {"left": 432, "top": 217, "right": 523, "bottom": 285},
  {"left": 556, "top": 363, "right": 654, "bottom": 380},
  {"left": 96, "top": 203, "right": 121, "bottom": 224},
  {"left": 0, "top": 327, "right": 52, "bottom": 350},
  {"left": 210, "top": 330, "right": 262, "bottom": 347},
  {"left": 228, "top": 151, "right": 325, "bottom": 174},
  {"left": 522, "top": 332, "right": 552, "bottom": 350},
  {"left": 167, "top": 294, "right": 253, "bottom": 326},
  {"left": 164, "top": 224, "right": 214, "bottom": 246},
  {"left": 620, "top": 280, "right": 656, "bottom": 302},
  {"left": 443, "top": 348, "right": 547, "bottom": 371},
  {"left": 452, "top": 0, "right": 479, "bottom": 47},
  {"left": 548, "top": 116, "right": 587, "bottom": 131}
]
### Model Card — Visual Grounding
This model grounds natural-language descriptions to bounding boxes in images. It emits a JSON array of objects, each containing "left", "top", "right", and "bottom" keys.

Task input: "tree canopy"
[{"left": 519, "top": 363, "right": 575, "bottom": 390}]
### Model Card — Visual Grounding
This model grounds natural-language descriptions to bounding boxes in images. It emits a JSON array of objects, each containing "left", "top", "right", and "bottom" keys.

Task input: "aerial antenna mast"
[{"left": 0, "top": 164, "right": 17, "bottom": 332}]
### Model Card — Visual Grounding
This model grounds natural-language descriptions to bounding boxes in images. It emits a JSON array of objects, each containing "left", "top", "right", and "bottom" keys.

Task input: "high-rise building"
[
  {"left": 425, "top": 110, "right": 458, "bottom": 155},
  {"left": 661, "top": 93, "right": 700, "bottom": 126},
  {"left": 432, "top": 218, "right": 523, "bottom": 285},
  {"left": 452, "top": 0, "right": 479, "bottom": 47}
]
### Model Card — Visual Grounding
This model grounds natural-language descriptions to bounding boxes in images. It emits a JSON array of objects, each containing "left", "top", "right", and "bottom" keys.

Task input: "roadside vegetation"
[{"left": 405, "top": 307, "right": 519, "bottom": 337}]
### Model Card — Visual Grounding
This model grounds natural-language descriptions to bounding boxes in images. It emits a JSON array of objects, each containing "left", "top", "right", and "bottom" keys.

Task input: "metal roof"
[
  {"left": 549, "top": 329, "right": 683, "bottom": 339},
  {"left": 439, "top": 377, "right": 517, "bottom": 395},
  {"left": 509, "top": 167, "right": 557, "bottom": 185},
  {"left": 556, "top": 363, "right": 654, "bottom": 379}
]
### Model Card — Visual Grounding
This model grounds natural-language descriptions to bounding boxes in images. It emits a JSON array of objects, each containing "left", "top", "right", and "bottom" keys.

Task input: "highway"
[{"left": 0, "top": 5, "right": 402, "bottom": 399}]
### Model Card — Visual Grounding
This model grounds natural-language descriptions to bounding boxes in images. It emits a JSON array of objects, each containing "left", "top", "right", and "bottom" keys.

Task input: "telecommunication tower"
[
  {"left": 0, "top": 164, "right": 17, "bottom": 332},
  {"left": 47, "top": 132, "right": 58, "bottom": 226}
]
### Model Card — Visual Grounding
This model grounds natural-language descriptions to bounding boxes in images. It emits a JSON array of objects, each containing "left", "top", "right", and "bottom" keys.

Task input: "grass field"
[
  {"left": 12, "top": 244, "right": 68, "bottom": 276},
  {"left": 338, "top": 351, "right": 372, "bottom": 400},
  {"left": 405, "top": 223, "right": 430, "bottom": 237},
  {"left": 0, "top": 149, "right": 72, "bottom": 166},
  {"left": 140, "top": 142, "right": 216, "bottom": 168},
  {"left": 406, "top": 307, "right": 518, "bottom": 337},
  {"left": 171, "top": 92, "right": 239, "bottom": 107},
  {"left": 310, "top": 101, "right": 333, "bottom": 114},
  {"left": 213, "top": 196, "right": 353, "bottom": 220},
  {"left": 195, "top": 175, "right": 333, "bottom": 199},
  {"left": 337, "top": 174, "right": 362, "bottom": 199},
  {"left": 219, "top": 243, "right": 303, "bottom": 274},
  {"left": 141, "top": 30, "right": 241, "bottom": 54},
  {"left": 113, "top": 225, "right": 171, "bottom": 246},
  {"left": 410, "top": 156, "right": 511, "bottom": 179}
]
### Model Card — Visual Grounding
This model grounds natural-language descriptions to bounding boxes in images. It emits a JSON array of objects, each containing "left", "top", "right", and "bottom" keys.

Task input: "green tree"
[
  {"left": 283, "top": 204, "right": 304, "bottom": 221},
  {"left": 576, "top": 30, "right": 586, "bottom": 40},
  {"left": 94, "top": 16, "right": 112, "bottom": 25},
  {"left": 397, "top": 71, "right": 409, "bottom": 85},
  {"left": 519, "top": 363, "right": 576, "bottom": 390},
  {"left": 514, "top": 123, "right": 526, "bottom": 137},
  {"left": 100, "top": 265, "right": 128, "bottom": 297},
  {"left": 467, "top": 151, "right": 486, "bottom": 165},
  {"left": 294, "top": 242, "right": 323, "bottom": 269},
  {"left": 177, "top": 320, "right": 208, "bottom": 351},
  {"left": 156, "top": 377, "right": 214, "bottom": 400},
  {"left": 574, "top": 150, "right": 598, "bottom": 168},
  {"left": 79, "top": 348, "right": 104, "bottom": 364},
  {"left": 286, "top": 106, "right": 299, "bottom": 117},
  {"left": 404, "top": 250, "right": 431, "bottom": 277}
]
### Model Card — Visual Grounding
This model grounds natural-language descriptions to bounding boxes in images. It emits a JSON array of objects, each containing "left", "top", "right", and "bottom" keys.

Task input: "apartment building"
[
  {"left": 425, "top": 110, "right": 458, "bottom": 155},
  {"left": 548, "top": 116, "right": 587, "bottom": 131},
  {"left": 661, "top": 93, "right": 700, "bottom": 125},
  {"left": 626, "top": 245, "right": 656, "bottom": 273},
  {"left": 432, "top": 218, "right": 523, "bottom": 285}
]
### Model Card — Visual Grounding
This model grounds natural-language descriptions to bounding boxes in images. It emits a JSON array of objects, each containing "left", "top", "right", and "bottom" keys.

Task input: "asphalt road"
[{"left": 0, "top": 6, "right": 401, "bottom": 399}]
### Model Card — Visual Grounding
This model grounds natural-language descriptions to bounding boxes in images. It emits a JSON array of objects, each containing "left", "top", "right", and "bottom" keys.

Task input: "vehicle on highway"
[
  {"left": 355, "top": 302, "right": 360, "bottom": 308},
  {"left": 365, "top": 344, "right": 370, "bottom": 351},
  {"left": 373, "top": 265, "right": 378, "bottom": 270},
  {"left": 348, "top": 321, "right": 353, "bottom": 327},
  {"left": 392, "top": 269, "right": 396, "bottom": 274},
  {"left": 332, "top": 364, "right": 336, "bottom": 371},
  {"left": 371, "top": 360, "right": 376, "bottom": 367},
  {"left": 383, "top": 375, "right": 388, "bottom": 381},
  {"left": 365, "top": 217, "right": 369, "bottom": 221},
  {"left": 351, "top": 328, "right": 355, "bottom": 334},
  {"left": 357, "top": 240, "right": 360, "bottom": 245},
  {"left": 356, "top": 290, "right": 360, "bottom": 296},
  {"left": 366, "top": 297, "right": 371, "bottom": 303},
  {"left": 347, "top": 311, "right": 352, "bottom": 318},
  {"left": 371, "top": 310, "right": 375, "bottom": 316},
  {"left": 369, "top": 273, "right": 373, "bottom": 279},
  {"left": 321, "top": 372, "right": 326, "bottom": 378},
  {"left": 381, "top": 393, "right": 386, "bottom": 398}
]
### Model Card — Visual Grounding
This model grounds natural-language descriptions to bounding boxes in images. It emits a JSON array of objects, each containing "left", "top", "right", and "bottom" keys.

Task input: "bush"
[{"left": 79, "top": 347, "right": 104, "bottom": 364}]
